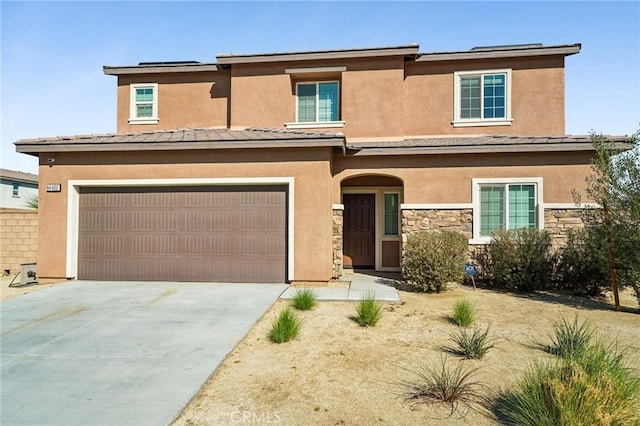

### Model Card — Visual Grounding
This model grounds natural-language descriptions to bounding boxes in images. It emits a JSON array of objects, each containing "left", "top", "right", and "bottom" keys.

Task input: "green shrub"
[
  {"left": 403, "top": 230, "right": 468, "bottom": 292},
  {"left": 447, "top": 326, "right": 495, "bottom": 359},
  {"left": 291, "top": 288, "right": 317, "bottom": 311},
  {"left": 494, "top": 346, "right": 640, "bottom": 425},
  {"left": 556, "top": 228, "right": 610, "bottom": 296},
  {"left": 489, "top": 228, "right": 553, "bottom": 292},
  {"left": 546, "top": 316, "right": 594, "bottom": 359},
  {"left": 268, "top": 308, "right": 301, "bottom": 343},
  {"left": 399, "top": 356, "right": 486, "bottom": 416},
  {"left": 451, "top": 298, "right": 476, "bottom": 327},
  {"left": 355, "top": 292, "right": 383, "bottom": 327}
]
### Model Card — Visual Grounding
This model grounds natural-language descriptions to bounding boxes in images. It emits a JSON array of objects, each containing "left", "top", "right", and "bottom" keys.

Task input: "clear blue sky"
[{"left": 2, "top": 1, "right": 639, "bottom": 174}]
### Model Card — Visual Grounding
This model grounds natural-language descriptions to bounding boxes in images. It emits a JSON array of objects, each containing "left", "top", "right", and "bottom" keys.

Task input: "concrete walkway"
[
  {"left": 1, "top": 280, "right": 288, "bottom": 426},
  {"left": 280, "top": 272, "right": 401, "bottom": 303}
]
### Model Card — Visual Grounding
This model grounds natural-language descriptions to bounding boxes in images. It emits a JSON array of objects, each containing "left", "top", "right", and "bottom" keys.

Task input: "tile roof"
[
  {"left": 14, "top": 127, "right": 346, "bottom": 155},
  {"left": 346, "top": 135, "right": 631, "bottom": 155},
  {"left": 0, "top": 168, "right": 38, "bottom": 183}
]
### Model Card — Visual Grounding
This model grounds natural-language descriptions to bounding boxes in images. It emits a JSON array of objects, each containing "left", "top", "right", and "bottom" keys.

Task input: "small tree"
[
  {"left": 25, "top": 195, "right": 38, "bottom": 209},
  {"left": 572, "top": 131, "right": 640, "bottom": 306}
]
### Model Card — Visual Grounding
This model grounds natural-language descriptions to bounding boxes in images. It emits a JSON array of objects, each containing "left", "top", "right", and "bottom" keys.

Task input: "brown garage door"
[{"left": 77, "top": 186, "right": 287, "bottom": 282}]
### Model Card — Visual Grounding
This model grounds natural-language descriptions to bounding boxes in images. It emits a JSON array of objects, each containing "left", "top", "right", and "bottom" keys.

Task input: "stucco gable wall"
[
  {"left": 117, "top": 71, "right": 231, "bottom": 133},
  {"left": 403, "top": 55, "right": 566, "bottom": 136}
]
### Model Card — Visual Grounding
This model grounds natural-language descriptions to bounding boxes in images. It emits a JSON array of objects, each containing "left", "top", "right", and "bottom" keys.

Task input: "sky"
[{"left": 1, "top": 1, "right": 639, "bottom": 174}]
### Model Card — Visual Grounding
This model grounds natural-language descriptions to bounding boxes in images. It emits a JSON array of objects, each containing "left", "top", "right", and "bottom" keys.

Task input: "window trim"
[
  {"left": 285, "top": 81, "right": 344, "bottom": 129},
  {"left": 470, "top": 177, "right": 544, "bottom": 244},
  {"left": 129, "top": 83, "right": 159, "bottom": 124},
  {"left": 453, "top": 69, "right": 512, "bottom": 127}
]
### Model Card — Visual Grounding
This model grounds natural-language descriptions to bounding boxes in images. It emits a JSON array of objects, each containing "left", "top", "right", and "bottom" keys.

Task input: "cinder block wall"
[{"left": 0, "top": 208, "right": 38, "bottom": 275}]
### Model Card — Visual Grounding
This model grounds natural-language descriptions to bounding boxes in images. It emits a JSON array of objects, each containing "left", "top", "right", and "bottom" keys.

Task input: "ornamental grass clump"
[
  {"left": 451, "top": 298, "right": 476, "bottom": 327},
  {"left": 492, "top": 318, "right": 640, "bottom": 426},
  {"left": 447, "top": 326, "right": 495, "bottom": 360},
  {"left": 546, "top": 316, "right": 594, "bottom": 359},
  {"left": 355, "top": 292, "right": 383, "bottom": 327},
  {"left": 291, "top": 288, "right": 317, "bottom": 311},
  {"left": 399, "top": 356, "right": 487, "bottom": 418},
  {"left": 268, "top": 307, "right": 301, "bottom": 343}
]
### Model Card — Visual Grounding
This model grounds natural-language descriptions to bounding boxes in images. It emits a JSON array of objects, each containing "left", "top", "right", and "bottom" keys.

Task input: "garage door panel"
[{"left": 78, "top": 186, "right": 286, "bottom": 282}]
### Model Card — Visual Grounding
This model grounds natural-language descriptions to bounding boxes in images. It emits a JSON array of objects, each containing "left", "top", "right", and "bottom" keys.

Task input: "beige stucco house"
[{"left": 15, "top": 42, "right": 627, "bottom": 283}]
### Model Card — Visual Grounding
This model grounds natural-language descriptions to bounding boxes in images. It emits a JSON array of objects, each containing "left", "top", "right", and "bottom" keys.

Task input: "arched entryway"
[{"left": 340, "top": 175, "right": 403, "bottom": 272}]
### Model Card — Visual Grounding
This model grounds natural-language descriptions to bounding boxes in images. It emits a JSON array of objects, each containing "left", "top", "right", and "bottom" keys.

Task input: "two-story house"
[
  {"left": 15, "top": 42, "right": 627, "bottom": 284},
  {"left": 0, "top": 168, "right": 38, "bottom": 210}
]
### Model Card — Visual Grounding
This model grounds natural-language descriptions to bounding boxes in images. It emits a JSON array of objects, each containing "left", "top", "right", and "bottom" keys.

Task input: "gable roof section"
[
  {"left": 0, "top": 168, "right": 38, "bottom": 184},
  {"left": 216, "top": 45, "right": 420, "bottom": 65},
  {"left": 346, "top": 135, "right": 631, "bottom": 156},
  {"left": 416, "top": 43, "right": 581, "bottom": 62},
  {"left": 14, "top": 128, "right": 346, "bottom": 156}
]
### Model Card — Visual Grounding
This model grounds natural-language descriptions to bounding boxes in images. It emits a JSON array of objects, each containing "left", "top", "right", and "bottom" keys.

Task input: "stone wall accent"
[
  {"left": 544, "top": 209, "right": 586, "bottom": 249},
  {"left": 401, "top": 209, "right": 473, "bottom": 242},
  {"left": 332, "top": 209, "right": 343, "bottom": 278},
  {"left": 0, "top": 208, "right": 38, "bottom": 275}
]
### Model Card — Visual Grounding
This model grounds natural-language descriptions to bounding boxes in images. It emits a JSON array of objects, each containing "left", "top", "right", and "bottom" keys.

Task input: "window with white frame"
[
  {"left": 384, "top": 193, "right": 399, "bottom": 236},
  {"left": 296, "top": 81, "right": 339, "bottom": 123},
  {"left": 129, "top": 83, "right": 159, "bottom": 124},
  {"left": 453, "top": 69, "right": 511, "bottom": 127},
  {"left": 472, "top": 178, "right": 543, "bottom": 242},
  {"left": 12, "top": 183, "right": 19, "bottom": 197}
]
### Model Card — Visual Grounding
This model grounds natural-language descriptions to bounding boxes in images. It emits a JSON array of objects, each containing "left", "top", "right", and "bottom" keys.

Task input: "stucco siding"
[{"left": 36, "top": 148, "right": 335, "bottom": 282}]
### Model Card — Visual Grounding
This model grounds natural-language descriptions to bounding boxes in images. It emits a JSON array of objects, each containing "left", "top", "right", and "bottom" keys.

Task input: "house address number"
[{"left": 46, "top": 183, "right": 61, "bottom": 192}]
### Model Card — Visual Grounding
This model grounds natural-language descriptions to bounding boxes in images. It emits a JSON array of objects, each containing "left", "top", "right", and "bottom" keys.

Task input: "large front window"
[
  {"left": 479, "top": 184, "right": 537, "bottom": 237},
  {"left": 454, "top": 69, "right": 511, "bottom": 127},
  {"left": 296, "top": 81, "right": 339, "bottom": 123}
]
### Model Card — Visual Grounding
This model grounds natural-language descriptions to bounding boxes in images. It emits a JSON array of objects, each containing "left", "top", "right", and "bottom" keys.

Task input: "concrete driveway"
[{"left": 1, "top": 280, "right": 288, "bottom": 426}]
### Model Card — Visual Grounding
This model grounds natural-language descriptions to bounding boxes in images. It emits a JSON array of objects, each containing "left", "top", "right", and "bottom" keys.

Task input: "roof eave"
[
  {"left": 216, "top": 45, "right": 420, "bottom": 65},
  {"left": 15, "top": 139, "right": 345, "bottom": 155},
  {"left": 103, "top": 64, "right": 220, "bottom": 76},
  {"left": 416, "top": 44, "right": 581, "bottom": 62},
  {"left": 348, "top": 141, "right": 629, "bottom": 156}
]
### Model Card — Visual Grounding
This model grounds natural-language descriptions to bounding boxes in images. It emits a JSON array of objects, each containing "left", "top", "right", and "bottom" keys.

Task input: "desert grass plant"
[
  {"left": 399, "top": 356, "right": 487, "bottom": 418},
  {"left": 291, "top": 288, "right": 317, "bottom": 311},
  {"left": 447, "top": 326, "right": 495, "bottom": 360},
  {"left": 268, "top": 307, "right": 301, "bottom": 343},
  {"left": 451, "top": 298, "right": 476, "bottom": 327},
  {"left": 493, "top": 345, "right": 640, "bottom": 425},
  {"left": 545, "top": 316, "right": 594, "bottom": 359},
  {"left": 355, "top": 291, "right": 383, "bottom": 327},
  {"left": 492, "top": 318, "right": 640, "bottom": 426}
]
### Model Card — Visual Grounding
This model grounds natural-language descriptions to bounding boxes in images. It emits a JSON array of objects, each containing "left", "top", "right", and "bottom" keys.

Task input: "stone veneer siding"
[
  {"left": 332, "top": 209, "right": 343, "bottom": 278},
  {"left": 401, "top": 209, "right": 473, "bottom": 242},
  {"left": 0, "top": 208, "right": 38, "bottom": 275},
  {"left": 544, "top": 208, "right": 586, "bottom": 249}
]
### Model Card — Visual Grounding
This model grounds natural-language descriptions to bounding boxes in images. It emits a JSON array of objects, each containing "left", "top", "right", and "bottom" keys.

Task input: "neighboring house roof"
[
  {"left": 14, "top": 128, "right": 630, "bottom": 157},
  {"left": 103, "top": 43, "right": 578, "bottom": 75},
  {"left": 14, "top": 127, "right": 346, "bottom": 155},
  {"left": 346, "top": 135, "right": 631, "bottom": 156},
  {"left": 0, "top": 168, "right": 38, "bottom": 184}
]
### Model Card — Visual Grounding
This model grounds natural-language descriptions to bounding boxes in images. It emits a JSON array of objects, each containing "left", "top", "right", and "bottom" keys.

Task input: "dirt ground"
[{"left": 173, "top": 285, "right": 639, "bottom": 426}]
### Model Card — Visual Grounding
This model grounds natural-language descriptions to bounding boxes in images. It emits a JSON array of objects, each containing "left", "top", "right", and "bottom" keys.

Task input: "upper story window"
[
  {"left": 129, "top": 83, "right": 159, "bottom": 124},
  {"left": 12, "top": 183, "right": 19, "bottom": 197},
  {"left": 453, "top": 69, "right": 512, "bottom": 127},
  {"left": 471, "top": 178, "right": 543, "bottom": 243},
  {"left": 285, "top": 81, "right": 345, "bottom": 129}
]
